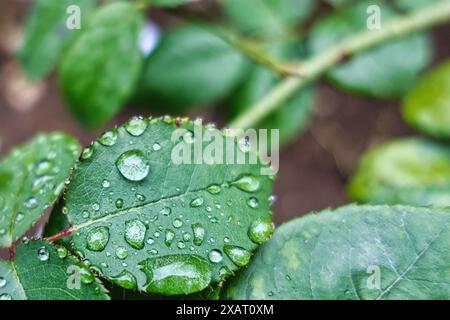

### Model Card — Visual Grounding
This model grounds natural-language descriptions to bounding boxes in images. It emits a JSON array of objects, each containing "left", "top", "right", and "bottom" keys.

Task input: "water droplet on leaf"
[
  {"left": 98, "top": 129, "right": 118, "bottom": 146},
  {"left": 37, "top": 246, "right": 49, "bottom": 261},
  {"left": 116, "top": 150, "right": 149, "bottom": 182},
  {"left": 190, "top": 197, "right": 204, "bottom": 208},
  {"left": 116, "top": 247, "right": 128, "bottom": 260},
  {"left": 248, "top": 217, "right": 273, "bottom": 244},
  {"left": 110, "top": 270, "right": 137, "bottom": 290},
  {"left": 125, "top": 116, "right": 148, "bottom": 137},
  {"left": 124, "top": 219, "right": 146, "bottom": 249},
  {"left": 192, "top": 224, "right": 205, "bottom": 246},
  {"left": 232, "top": 175, "right": 260, "bottom": 193},
  {"left": 223, "top": 245, "right": 251, "bottom": 267},
  {"left": 208, "top": 250, "right": 223, "bottom": 263},
  {"left": 86, "top": 226, "right": 110, "bottom": 252},
  {"left": 207, "top": 184, "right": 221, "bottom": 194}
]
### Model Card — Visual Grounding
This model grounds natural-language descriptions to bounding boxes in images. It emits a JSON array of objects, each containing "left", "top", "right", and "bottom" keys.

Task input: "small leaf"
[
  {"left": 0, "top": 240, "right": 109, "bottom": 300},
  {"left": 0, "top": 133, "right": 81, "bottom": 248},
  {"left": 402, "top": 60, "right": 450, "bottom": 138},
  {"left": 394, "top": 0, "right": 442, "bottom": 11},
  {"left": 223, "top": 0, "right": 316, "bottom": 37},
  {"left": 144, "top": 0, "right": 191, "bottom": 7},
  {"left": 59, "top": 2, "right": 144, "bottom": 128},
  {"left": 63, "top": 117, "right": 274, "bottom": 295},
  {"left": 309, "top": 1, "right": 432, "bottom": 98},
  {"left": 18, "top": 0, "right": 97, "bottom": 81},
  {"left": 348, "top": 138, "right": 450, "bottom": 206},
  {"left": 224, "top": 204, "right": 450, "bottom": 299},
  {"left": 230, "top": 43, "right": 315, "bottom": 146},
  {"left": 134, "top": 25, "right": 249, "bottom": 110}
]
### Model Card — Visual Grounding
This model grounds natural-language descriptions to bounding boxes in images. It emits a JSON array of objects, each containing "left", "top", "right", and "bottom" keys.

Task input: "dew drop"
[
  {"left": 172, "top": 218, "right": 183, "bottom": 229},
  {"left": 80, "top": 265, "right": 95, "bottom": 284},
  {"left": 115, "top": 199, "right": 124, "bottom": 209},
  {"left": 268, "top": 194, "right": 277, "bottom": 205},
  {"left": 0, "top": 293, "right": 12, "bottom": 300},
  {"left": 116, "top": 150, "right": 150, "bottom": 182},
  {"left": 35, "top": 159, "right": 53, "bottom": 176},
  {"left": 124, "top": 219, "right": 146, "bottom": 249},
  {"left": 92, "top": 203, "right": 100, "bottom": 212},
  {"left": 136, "top": 193, "right": 146, "bottom": 201},
  {"left": 102, "top": 180, "right": 110, "bottom": 188},
  {"left": 223, "top": 245, "right": 251, "bottom": 267},
  {"left": 208, "top": 250, "right": 223, "bottom": 263},
  {"left": 232, "top": 175, "right": 260, "bottom": 193},
  {"left": 125, "top": 116, "right": 148, "bottom": 137},
  {"left": 81, "top": 145, "right": 94, "bottom": 160},
  {"left": 110, "top": 270, "right": 137, "bottom": 290},
  {"left": 238, "top": 137, "right": 251, "bottom": 153},
  {"left": 248, "top": 217, "right": 273, "bottom": 245},
  {"left": 147, "top": 238, "right": 154, "bottom": 245},
  {"left": 165, "top": 229, "right": 175, "bottom": 247},
  {"left": 219, "top": 266, "right": 231, "bottom": 279},
  {"left": 0, "top": 277, "right": 6, "bottom": 288},
  {"left": 152, "top": 143, "right": 161, "bottom": 151},
  {"left": 149, "top": 248, "right": 158, "bottom": 255},
  {"left": 160, "top": 207, "right": 171, "bottom": 216},
  {"left": 15, "top": 212, "right": 24, "bottom": 222},
  {"left": 207, "top": 184, "right": 221, "bottom": 194},
  {"left": 98, "top": 129, "right": 118, "bottom": 146},
  {"left": 177, "top": 241, "right": 186, "bottom": 249},
  {"left": 190, "top": 197, "right": 204, "bottom": 208},
  {"left": 116, "top": 247, "right": 128, "bottom": 260},
  {"left": 57, "top": 246, "right": 68, "bottom": 259},
  {"left": 37, "top": 246, "right": 49, "bottom": 261},
  {"left": 192, "top": 223, "right": 205, "bottom": 246},
  {"left": 24, "top": 196, "right": 38, "bottom": 209},
  {"left": 247, "top": 197, "right": 259, "bottom": 208},
  {"left": 86, "top": 226, "right": 110, "bottom": 252}
]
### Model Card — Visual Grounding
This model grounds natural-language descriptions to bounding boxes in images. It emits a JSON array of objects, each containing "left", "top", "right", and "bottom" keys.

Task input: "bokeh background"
[{"left": 1, "top": 0, "right": 449, "bottom": 225}]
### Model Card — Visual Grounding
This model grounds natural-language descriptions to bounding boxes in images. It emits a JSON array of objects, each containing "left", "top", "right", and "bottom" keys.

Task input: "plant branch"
[
  {"left": 46, "top": 226, "right": 74, "bottom": 242},
  {"left": 229, "top": 0, "right": 450, "bottom": 129}
]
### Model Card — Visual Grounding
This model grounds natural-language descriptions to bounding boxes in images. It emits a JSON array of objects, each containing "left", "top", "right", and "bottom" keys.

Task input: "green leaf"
[
  {"left": 0, "top": 239, "right": 109, "bottom": 300},
  {"left": 0, "top": 133, "right": 81, "bottom": 248},
  {"left": 144, "top": 0, "right": 191, "bottom": 7},
  {"left": 348, "top": 137, "right": 450, "bottom": 206},
  {"left": 18, "top": 0, "right": 97, "bottom": 81},
  {"left": 230, "top": 43, "right": 315, "bottom": 146},
  {"left": 394, "top": 0, "right": 442, "bottom": 11},
  {"left": 402, "top": 60, "right": 450, "bottom": 139},
  {"left": 324, "top": 0, "right": 353, "bottom": 7},
  {"left": 44, "top": 201, "right": 72, "bottom": 246},
  {"left": 309, "top": 1, "right": 432, "bottom": 98},
  {"left": 63, "top": 117, "right": 274, "bottom": 295},
  {"left": 59, "top": 2, "right": 144, "bottom": 128},
  {"left": 134, "top": 25, "right": 250, "bottom": 110},
  {"left": 224, "top": 204, "right": 450, "bottom": 299},
  {"left": 223, "top": 0, "right": 316, "bottom": 37}
]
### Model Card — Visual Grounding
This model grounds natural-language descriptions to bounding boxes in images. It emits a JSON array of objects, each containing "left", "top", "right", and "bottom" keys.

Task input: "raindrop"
[
  {"left": 24, "top": 197, "right": 38, "bottom": 209},
  {"left": 208, "top": 250, "right": 223, "bottom": 263},
  {"left": 57, "top": 246, "right": 68, "bottom": 259},
  {"left": 223, "top": 245, "right": 251, "bottom": 267},
  {"left": 98, "top": 129, "right": 118, "bottom": 146},
  {"left": 172, "top": 218, "right": 183, "bottom": 229},
  {"left": 116, "top": 150, "right": 149, "bottom": 182},
  {"left": 15, "top": 212, "right": 24, "bottom": 222},
  {"left": 92, "top": 203, "right": 100, "bottom": 212},
  {"left": 147, "top": 238, "right": 154, "bottom": 245},
  {"left": 238, "top": 137, "right": 251, "bottom": 153},
  {"left": 247, "top": 197, "right": 259, "bottom": 208},
  {"left": 116, "top": 247, "right": 128, "bottom": 260},
  {"left": 102, "top": 180, "right": 110, "bottom": 188},
  {"left": 182, "top": 233, "right": 191, "bottom": 242},
  {"left": 81, "top": 145, "right": 94, "bottom": 160},
  {"left": 82, "top": 211, "right": 90, "bottom": 219},
  {"left": 115, "top": 199, "right": 124, "bottom": 209},
  {"left": 37, "top": 246, "right": 49, "bottom": 261},
  {"left": 86, "top": 226, "right": 110, "bottom": 252},
  {"left": 80, "top": 265, "right": 95, "bottom": 284},
  {"left": 124, "top": 219, "right": 146, "bottom": 249},
  {"left": 268, "top": 194, "right": 277, "bottom": 205},
  {"left": 136, "top": 193, "right": 146, "bottom": 201},
  {"left": 0, "top": 277, "right": 6, "bottom": 288},
  {"left": 232, "top": 175, "right": 260, "bottom": 193},
  {"left": 139, "top": 255, "right": 212, "bottom": 295},
  {"left": 125, "top": 116, "right": 148, "bottom": 137},
  {"left": 223, "top": 237, "right": 230, "bottom": 243},
  {"left": 207, "top": 184, "right": 221, "bottom": 194},
  {"left": 110, "top": 270, "right": 137, "bottom": 290},
  {"left": 190, "top": 197, "right": 204, "bottom": 208},
  {"left": 177, "top": 241, "right": 186, "bottom": 249},
  {"left": 192, "top": 224, "right": 205, "bottom": 246},
  {"left": 165, "top": 229, "right": 175, "bottom": 247},
  {"left": 149, "top": 248, "right": 158, "bottom": 255},
  {"left": 152, "top": 143, "right": 161, "bottom": 151},
  {"left": 248, "top": 217, "right": 273, "bottom": 245},
  {"left": 160, "top": 207, "right": 171, "bottom": 216},
  {"left": 35, "top": 159, "right": 52, "bottom": 176},
  {"left": 0, "top": 293, "right": 12, "bottom": 300},
  {"left": 219, "top": 266, "right": 231, "bottom": 279}
]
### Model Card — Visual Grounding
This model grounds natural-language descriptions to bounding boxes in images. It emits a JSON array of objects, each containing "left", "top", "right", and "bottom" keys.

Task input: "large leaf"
[
  {"left": 134, "top": 25, "right": 249, "bottom": 110},
  {"left": 308, "top": 1, "right": 431, "bottom": 98},
  {"left": 230, "top": 43, "right": 315, "bottom": 146},
  {"left": 394, "top": 0, "right": 443, "bottom": 11},
  {"left": 223, "top": 0, "right": 316, "bottom": 37},
  {"left": 0, "top": 240, "right": 109, "bottom": 300},
  {"left": 402, "top": 60, "right": 450, "bottom": 138},
  {"left": 63, "top": 117, "right": 274, "bottom": 295},
  {"left": 0, "top": 133, "right": 81, "bottom": 248},
  {"left": 18, "top": 0, "right": 96, "bottom": 81},
  {"left": 348, "top": 137, "right": 450, "bottom": 206},
  {"left": 144, "top": 0, "right": 191, "bottom": 6},
  {"left": 224, "top": 204, "right": 450, "bottom": 299},
  {"left": 59, "top": 2, "right": 143, "bottom": 128}
]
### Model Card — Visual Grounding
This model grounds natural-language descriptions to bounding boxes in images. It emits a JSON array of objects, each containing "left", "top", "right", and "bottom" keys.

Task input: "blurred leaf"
[
  {"left": 394, "top": 0, "right": 443, "bottom": 11},
  {"left": 224, "top": 204, "right": 450, "bottom": 299},
  {"left": 59, "top": 2, "right": 143, "bottom": 128},
  {"left": 348, "top": 137, "right": 450, "bottom": 206},
  {"left": 223, "top": 0, "right": 315, "bottom": 37},
  {"left": 324, "top": 0, "right": 353, "bottom": 7},
  {"left": 19, "top": 0, "right": 97, "bottom": 81},
  {"left": 0, "top": 133, "right": 80, "bottom": 248},
  {"left": 134, "top": 25, "right": 249, "bottom": 111},
  {"left": 64, "top": 117, "right": 274, "bottom": 295},
  {"left": 309, "top": 1, "right": 432, "bottom": 98},
  {"left": 144, "top": 0, "right": 191, "bottom": 6},
  {"left": 230, "top": 43, "right": 315, "bottom": 145},
  {"left": 402, "top": 60, "right": 450, "bottom": 139},
  {"left": 0, "top": 239, "right": 109, "bottom": 300}
]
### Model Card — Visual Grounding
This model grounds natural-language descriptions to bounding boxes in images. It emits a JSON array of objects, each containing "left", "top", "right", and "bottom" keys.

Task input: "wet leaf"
[
  {"left": 63, "top": 117, "right": 274, "bottom": 295},
  {"left": 224, "top": 204, "right": 450, "bottom": 299},
  {"left": 402, "top": 60, "right": 450, "bottom": 138},
  {"left": 59, "top": 2, "right": 143, "bottom": 128},
  {"left": 309, "top": 1, "right": 431, "bottom": 98},
  {"left": 19, "top": 0, "right": 97, "bottom": 81},
  {"left": 144, "top": 0, "right": 191, "bottom": 6},
  {"left": 134, "top": 25, "right": 249, "bottom": 110},
  {"left": 0, "top": 239, "right": 109, "bottom": 300},
  {"left": 348, "top": 138, "right": 450, "bottom": 206},
  {"left": 0, "top": 133, "right": 80, "bottom": 248}
]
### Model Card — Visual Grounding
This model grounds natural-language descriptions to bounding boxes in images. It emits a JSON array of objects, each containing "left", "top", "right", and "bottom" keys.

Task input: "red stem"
[
  {"left": 46, "top": 226, "right": 75, "bottom": 242},
  {"left": 8, "top": 246, "right": 16, "bottom": 261}
]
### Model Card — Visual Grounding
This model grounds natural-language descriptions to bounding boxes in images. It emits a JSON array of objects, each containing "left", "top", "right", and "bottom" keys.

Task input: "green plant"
[{"left": 2, "top": 0, "right": 450, "bottom": 300}]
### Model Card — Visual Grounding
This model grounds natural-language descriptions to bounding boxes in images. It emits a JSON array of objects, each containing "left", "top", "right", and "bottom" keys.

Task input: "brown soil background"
[{"left": 1, "top": 0, "right": 449, "bottom": 231}]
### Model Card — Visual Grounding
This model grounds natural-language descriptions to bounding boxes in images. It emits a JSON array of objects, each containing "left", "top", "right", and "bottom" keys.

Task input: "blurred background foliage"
[{"left": 0, "top": 0, "right": 450, "bottom": 224}]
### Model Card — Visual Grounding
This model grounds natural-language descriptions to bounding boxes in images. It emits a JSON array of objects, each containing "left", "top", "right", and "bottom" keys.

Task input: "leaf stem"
[
  {"left": 229, "top": 0, "right": 450, "bottom": 129},
  {"left": 46, "top": 226, "right": 75, "bottom": 242}
]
